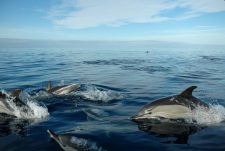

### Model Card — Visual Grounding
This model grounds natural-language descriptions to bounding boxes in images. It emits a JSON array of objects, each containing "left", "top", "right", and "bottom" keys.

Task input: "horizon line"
[{"left": 0, "top": 38, "right": 225, "bottom": 47}]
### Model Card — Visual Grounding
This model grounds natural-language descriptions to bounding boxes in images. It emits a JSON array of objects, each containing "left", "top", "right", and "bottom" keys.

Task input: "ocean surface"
[{"left": 0, "top": 43, "right": 225, "bottom": 151}]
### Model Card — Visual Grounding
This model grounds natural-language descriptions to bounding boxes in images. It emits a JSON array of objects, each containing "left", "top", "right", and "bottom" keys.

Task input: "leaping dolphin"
[
  {"left": 131, "top": 86, "right": 209, "bottom": 123},
  {"left": 47, "top": 129, "right": 105, "bottom": 151},
  {"left": 46, "top": 81, "right": 80, "bottom": 95}
]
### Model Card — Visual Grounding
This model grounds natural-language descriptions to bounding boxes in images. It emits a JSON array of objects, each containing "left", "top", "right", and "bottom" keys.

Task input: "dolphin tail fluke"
[
  {"left": 47, "top": 81, "right": 52, "bottom": 91},
  {"left": 180, "top": 86, "right": 197, "bottom": 97}
]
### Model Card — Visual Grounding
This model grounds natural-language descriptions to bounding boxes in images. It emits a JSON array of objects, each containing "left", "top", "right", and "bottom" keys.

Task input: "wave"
[
  {"left": 83, "top": 108, "right": 110, "bottom": 121},
  {"left": 192, "top": 104, "right": 225, "bottom": 125},
  {"left": 83, "top": 59, "right": 148, "bottom": 66},
  {"left": 201, "top": 56, "right": 225, "bottom": 62},
  {"left": 121, "top": 65, "right": 170, "bottom": 74}
]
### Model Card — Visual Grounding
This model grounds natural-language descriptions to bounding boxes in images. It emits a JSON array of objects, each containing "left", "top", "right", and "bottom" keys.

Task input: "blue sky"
[{"left": 0, "top": 0, "right": 225, "bottom": 45}]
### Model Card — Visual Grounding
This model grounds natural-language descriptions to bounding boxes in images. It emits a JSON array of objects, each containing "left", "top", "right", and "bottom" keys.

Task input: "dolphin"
[
  {"left": 46, "top": 81, "right": 80, "bottom": 95},
  {"left": 131, "top": 86, "right": 209, "bottom": 122},
  {"left": 47, "top": 129, "right": 105, "bottom": 151}
]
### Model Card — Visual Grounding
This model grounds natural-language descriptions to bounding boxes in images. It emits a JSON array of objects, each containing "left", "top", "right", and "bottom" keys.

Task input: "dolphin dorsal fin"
[
  {"left": 47, "top": 81, "right": 52, "bottom": 91},
  {"left": 180, "top": 86, "right": 197, "bottom": 97}
]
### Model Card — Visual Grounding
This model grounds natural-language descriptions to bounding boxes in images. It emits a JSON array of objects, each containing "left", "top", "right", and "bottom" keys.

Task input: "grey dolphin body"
[
  {"left": 0, "top": 89, "right": 24, "bottom": 117},
  {"left": 46, "top": 81, "right": 80, "bottom": 95},
  {"left": 131, "top": 86, "right": 209, "bottom": 122},
  {"left": 47, "top": 129, "right": 105, "bottom": 151}
]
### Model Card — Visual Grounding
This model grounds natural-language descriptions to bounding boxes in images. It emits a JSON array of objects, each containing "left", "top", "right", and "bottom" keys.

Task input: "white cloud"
[
  {"left": 149, "top": 25, "right": 225, "bottom": 45},
  {"left": 178, "top": 0, "right": 225, "bottom": 13},
  {"left": 48, "top": 0, "right": 225, "bottom": 29},
  {"left": 48, "top": 0, "right": 175, "bottom": 28}
]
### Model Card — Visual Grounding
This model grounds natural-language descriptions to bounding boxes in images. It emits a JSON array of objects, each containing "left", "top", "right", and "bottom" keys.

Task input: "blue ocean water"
[{"left": 0, "top": 43, "right": 225, "bottom": 151}]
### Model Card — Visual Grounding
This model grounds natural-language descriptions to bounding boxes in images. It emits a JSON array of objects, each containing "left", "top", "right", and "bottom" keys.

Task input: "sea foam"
[
  {"left": 70, "top": 136, "right": 106, "bottom": 151},
  {"left": 192, "top": 104, "right": 225, "bottom": 125},
  {"left": 75, "top": 85, "right": 124, "bottom": 102},
  {"left": 2, "top": 90, "right": 49, "bottom": 119}
]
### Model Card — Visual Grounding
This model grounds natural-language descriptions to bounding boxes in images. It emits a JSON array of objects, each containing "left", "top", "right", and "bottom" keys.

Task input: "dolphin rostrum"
[
  {"left": 46, "top": 81, "right": 80, "bottom": 95},
  {"left": 131, "top": 86, "right": 209, "bottom": 122},
  {"left": 47, "top": 129, "right": 105, "bottom": 151}
]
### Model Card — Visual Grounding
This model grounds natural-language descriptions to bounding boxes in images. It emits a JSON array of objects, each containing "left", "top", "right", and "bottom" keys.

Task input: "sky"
[{"left": 0, "top": 0, "right": 225, "bottom": 45}]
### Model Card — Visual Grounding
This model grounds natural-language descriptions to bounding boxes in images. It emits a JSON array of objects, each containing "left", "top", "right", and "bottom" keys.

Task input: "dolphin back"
[
  {"left": 179, "top": 86, "right": 209, "bottom": 108},
  {"left": 48, "top": 84, "right": 80, "bottom": 95}
]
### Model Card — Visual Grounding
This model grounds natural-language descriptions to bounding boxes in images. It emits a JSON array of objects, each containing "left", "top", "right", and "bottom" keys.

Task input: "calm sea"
[{"left": 0, "top": 42, "right": 225, "bottom": 151}]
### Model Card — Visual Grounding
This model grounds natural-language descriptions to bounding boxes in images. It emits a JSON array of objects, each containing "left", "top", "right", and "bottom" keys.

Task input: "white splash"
[
  {"left": 192, "top": 104, "right": 225, "bottom": 125},
  {"left": 33, "top": 90, "right": 52, "bottom": 98},
  {"left": 75, "top": 86, "right": 124, "bottom": 102},
  {"left": 3, "top": 90, "right": 49, "bottom": 119},
  {"left": 70, "top": 136, "right": 105, "bottom": 151}
]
